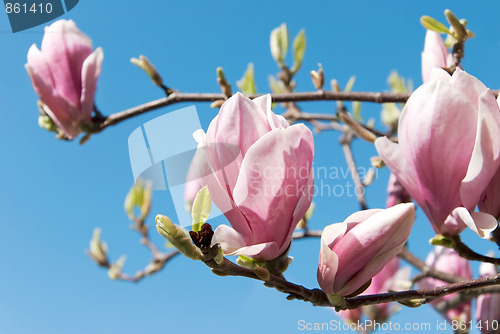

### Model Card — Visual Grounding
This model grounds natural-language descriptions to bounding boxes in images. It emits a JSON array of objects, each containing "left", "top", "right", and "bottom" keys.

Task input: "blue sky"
[{"left": 2, "top": 1, "right": 500, "bottom": 333}]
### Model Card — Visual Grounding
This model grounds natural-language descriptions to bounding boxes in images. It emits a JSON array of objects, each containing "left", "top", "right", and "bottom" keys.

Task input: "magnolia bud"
[
  {"left": 156, "top": 215, "right": 203, "bottom": 261},
  {"left": 124, "top": 180, "right": 152, "bottom": 220},
  {"left": 88, "top": 228, "right": 109, "bottom": 267},
  {"left": 108, "top": 255, "right": 126, "bottom": 280},
  {"left": 131, "top": 55, "right": 163, "bottom": 87},
  {"left": 216, "top": 67, "right": 232, "bottom": 97}
]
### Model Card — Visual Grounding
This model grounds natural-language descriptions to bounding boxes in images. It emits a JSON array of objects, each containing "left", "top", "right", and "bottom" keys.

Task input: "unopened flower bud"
[
  {"left": 310, "top": 64, "right": 324, "bottom": 90},
  {"left": 131, "top": 55, "right": 163, "bottom": 87},
  {"left": 370, "top": 156, "right": 385, "bottom": 168},
  {"left": 108, "top": 255, "right": 126, "bottom": 280},
  {"left": 156, "top": 215, "right": 203, "bottom": 261},
  {"left": 217, "top": 67, "right": 232, "bottom": 97},
  {"left": 124, "top": 180, "right": 152, "bottom": 220},
  {"left": 88, "top": 228, "right": 109, "bottom": 267}
]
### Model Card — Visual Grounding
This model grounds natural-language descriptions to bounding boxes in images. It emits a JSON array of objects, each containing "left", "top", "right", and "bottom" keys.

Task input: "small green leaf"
[
  {"left": 291, "top": 29, "right": 306, "bottom": 74},
  {"left": 191, "top": 186, "right": 211, "bottom": 232},
  {"left": 236, "top": 63, "right": 256, "bottom": 95},
  {"left": 420, "top": 15, "right": 451, "bottom": 34},
  {"left": 381, "top": 103, "right": 401, "bottom": 128},
  {"left": 344, "top": 76, "right": 356, "bottom": 93},
  {"left": 270, "top": 23, "right": 289, "bottom": 64},
  {"left": 387, "top": 71, "right": 406, "bottom": 93},
  {"left": 352, "top": 101, "right": 362, "bottom": 122}
]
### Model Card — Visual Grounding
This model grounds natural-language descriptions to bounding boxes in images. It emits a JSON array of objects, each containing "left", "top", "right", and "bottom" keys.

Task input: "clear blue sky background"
[{"left": 1, "top": 1, "right": 500, "bottom": 333}]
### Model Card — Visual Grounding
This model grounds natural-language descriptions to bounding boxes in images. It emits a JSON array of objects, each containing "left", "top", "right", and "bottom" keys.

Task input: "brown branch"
[
  {"left": 98, "top": 91, "right": 416, "bottom": 131},
  {"left": 342, "top": 274, "right": 500, "bottom": 310},
  {"left": 451, "top": 235, "right": 500, "bottom": 265},
  {"left": 293, "top": 231, "right": 465, "bottom": 284},
  {"left": 200, "top": 242, "right": 500, "bottom": 310},
  {"left": 434, "top": 283, "right": 500, "bottom": 313}
]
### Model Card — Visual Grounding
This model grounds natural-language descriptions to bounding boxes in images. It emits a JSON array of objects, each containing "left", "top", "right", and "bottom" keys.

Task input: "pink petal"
[
  {"left": 450, "top": 68, "right": 489, "bottom": 110},
  {"left": 207, "top": 92, "right": 271, "bottom": 159},
  {"left": 400, "top": 81, "right": 477, "bottom": 226},
  {"left": 41, "top": 20, "right": 94, "bottom": 108},
  {"left": 461, "top": 90, "right": 500, "bottom": 209},
  {"left": 375, "top": 138, "right": 423, "bottom": 206},
  {"left": 331, "top": 203, "right": 414, "bottom": 295},
  {"left": 468, "top": 211, "right": 498, "bottom": 239},
  {"left": 27, "top": 44, "right": 54, "bottom": 87},
  {"left": 80, "top": 47, "right": 103, "bottom": 119},
  {"left": 317, "top": 224, "right": 343, "bottom": 295},
  {"left": 232, "top": 124, "right": 314, "bottom": 249},
  {"left": 421, "top": 31, "right": 448, "bottom": 83},
  {"left": 25, "top": 64, "right": 81, "bottom": 138},
  {"left": 211, "top": 224, "right": 247, "bottom": 254},
  {"left": 253, "top": 93, "right": 289, "bottom": 129},
  {"left": 212, "top": 224, "right": 280, "bottom": 260}
]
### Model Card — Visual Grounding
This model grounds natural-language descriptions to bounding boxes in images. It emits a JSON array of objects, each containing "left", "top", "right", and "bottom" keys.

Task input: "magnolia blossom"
[
  {"left": 193, "top": 93, "right": 316, "bottom": 261},
  {"left": 25, "top": 19, "right": 103, "bottom": 139},
  {"left": 419, "top": 247, "right": 472, "bottom": 326},
  {"left": 317, "top": 203, "right": 414, "bottom": 297},
  {"left": 421, "top": 30, "right": 453, "bottom": 83},
  {"left": 476, "top": 261, "right": 500, "bottom": 334},
  {"left": 375, "top": 68, "right": 500, "bottom": 238}
]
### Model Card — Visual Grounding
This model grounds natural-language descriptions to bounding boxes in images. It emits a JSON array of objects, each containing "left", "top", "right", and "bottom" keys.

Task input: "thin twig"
[
  {"left": 341, "top": 131, "right": 368, "bottom": 210},
  {"left": 451, "top": 235, "right": 500, "bottom": 265},
  {"left": 398, "top": 247, "right": 464, "bottom": 283}
]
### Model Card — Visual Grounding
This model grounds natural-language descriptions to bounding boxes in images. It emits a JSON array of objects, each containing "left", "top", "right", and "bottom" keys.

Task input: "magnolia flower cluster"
[
  {"left": 26, "top": 20, "right": 103, "bottom": 139},
  {"left": 27, "top": 19, "right": 500, "bottom": 324}
]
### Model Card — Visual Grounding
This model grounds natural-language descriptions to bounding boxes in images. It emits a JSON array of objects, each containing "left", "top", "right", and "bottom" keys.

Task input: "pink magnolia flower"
[
  {"left": 25, "top": 19, "right": 103, "bottom": 139},
  {"left": 422, "top": 30, "right": 453, "bottom": 83},
  {"left": 375, "top": 68, "right": 500, "bottom": 238},
  {"left": 200, "top": 93, "right": 314, "bottom": 261},
  {"left": 476, "top": 261, "right": 500, "bottom": 334},
  {"left": 317, "top": 203, "right": 415, "bottom": 297},
  {"left": 419, "top": 247, "right": 472, "bottom": 326}
]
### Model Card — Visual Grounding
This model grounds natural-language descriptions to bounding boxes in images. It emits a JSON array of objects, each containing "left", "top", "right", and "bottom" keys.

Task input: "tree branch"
[{"left": 98, "top": 91, "right": 417, "bottom": 131}]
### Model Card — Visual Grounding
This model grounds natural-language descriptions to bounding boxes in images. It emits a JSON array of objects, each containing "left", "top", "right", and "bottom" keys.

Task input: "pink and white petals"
[
  {"left": 421, "top": 31, "right": 451, "bottom": 83},
  {"left": 317, "top": 203, "right": 415, "bottom": 297},
  {"left": 25, "top": 19, "right": 103, "bottom": 139},
  {"left": 376, "top": 69, "right": 500, "bottom": 238},
  {"left": 205, "top": 93, "right": 314, "bottom": 261}
]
